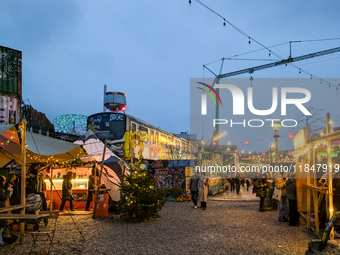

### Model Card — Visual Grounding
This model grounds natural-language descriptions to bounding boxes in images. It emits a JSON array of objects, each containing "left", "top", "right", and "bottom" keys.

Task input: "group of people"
[
  {"left": 253, "top": 172, "right": 299, "bottom": 226},
  {"left": 226, "top": 174, "right": 252, "bottom": 194},
  {"left": 59, "top": 169, "right": 95, "bottom": 212},
  {"left": 189, "top": 171, "right": 210, "bottom": 210}
]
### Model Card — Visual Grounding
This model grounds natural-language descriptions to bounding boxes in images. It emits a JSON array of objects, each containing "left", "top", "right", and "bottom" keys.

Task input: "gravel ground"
[{"left": 0, "top": 200, "right": 318, "bottom": 255}]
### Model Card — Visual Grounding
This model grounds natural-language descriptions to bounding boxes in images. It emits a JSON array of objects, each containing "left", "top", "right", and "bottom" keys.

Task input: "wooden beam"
[
  {"left": 312, "top": 147, "right": 319, "bottom": 234},
  {"left": 49, "top": 167, "right": 53, "bottom": 211},
  {"left": 306, "top": 148, "right": 311, "bottom": 229},
  {"left": 20, "top": 119, "right": 26, "bottom": 244},
  {"left": 327, "top": 138, "right": 334, "bottom": 240}
]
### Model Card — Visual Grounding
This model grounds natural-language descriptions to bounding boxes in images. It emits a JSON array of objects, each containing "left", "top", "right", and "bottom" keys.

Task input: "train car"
[{"left": 87, "top": 112, "right": 192, "bottom": 161}]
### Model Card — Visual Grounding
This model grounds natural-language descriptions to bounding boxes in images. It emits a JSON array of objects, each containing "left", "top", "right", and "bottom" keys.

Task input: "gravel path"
[{"left": 0, "top": 201, "right": 317, "bottom": 255}]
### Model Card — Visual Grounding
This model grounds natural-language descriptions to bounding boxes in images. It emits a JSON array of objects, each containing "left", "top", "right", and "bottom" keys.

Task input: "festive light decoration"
[
  {"left": 288, "top": 134, "right": 295, "bottom": 139},
  {"left": 244, "top": 140, "right": 250, "bottom": 145}
]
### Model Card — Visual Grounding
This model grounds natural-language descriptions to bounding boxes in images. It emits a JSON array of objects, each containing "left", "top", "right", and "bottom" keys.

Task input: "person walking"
[
  {"left": 252, "top": 173, "right": 259, "bottom": 194},
  {"left": 229, "top": 178, "right": 234, "bottom": 192},
  {"left": 59, "top": 171, "right": 75, "bottom": 212},
  {"left": 276, "top": 172, "right": 289, "bottom": 222},
  {"left": 255, "top": 174, "right": 269, "bottom": 211},
  {"left": 246, "top": 178, "right": 250, "bottom": 191},
  {"left": 234, "top": 173, "right": 241, "bottom": 194},
  {"left": 189, "top": 170, "right": 200, "bottom": 209},
  {"left": 286, "top": 173, "right": 299, "bottom": 226},
  {"left": 85, "top": 169, "right": 95, "bottom": 211},
  {"left": 198, "top": 176, "right": 210, "bottom": 210}
]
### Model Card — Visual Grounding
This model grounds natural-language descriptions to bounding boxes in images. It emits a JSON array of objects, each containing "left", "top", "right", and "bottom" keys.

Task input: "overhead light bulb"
[
  {"left": 299, "top": 69, "right": 301, "bottom": 75},
  {"left": 223, "top": 19, "right": 226, "bottom": 27},
  {"left": 269, "top": 51, "right": 271, "bottom": 57},
  {"left": 248, "top": 37, "right": 251, "bottom": 46},
  {"left": 189, "top": 0, "right": 191, "bottom": 6}
]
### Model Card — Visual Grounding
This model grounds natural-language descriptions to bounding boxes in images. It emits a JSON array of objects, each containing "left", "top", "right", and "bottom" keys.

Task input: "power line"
[{"left": 191, "top": 0, "right": 340, "bottom": 90}]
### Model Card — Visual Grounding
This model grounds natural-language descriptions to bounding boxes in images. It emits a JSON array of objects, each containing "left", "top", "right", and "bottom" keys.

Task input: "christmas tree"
[{"left": 119, "top": 162, "right": 167, "bottom": 222}]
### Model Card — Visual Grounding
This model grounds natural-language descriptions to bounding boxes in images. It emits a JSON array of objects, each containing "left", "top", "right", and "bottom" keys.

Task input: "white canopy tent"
[{"left": 74, "top": 130, "right": 124, "bottom": 201}]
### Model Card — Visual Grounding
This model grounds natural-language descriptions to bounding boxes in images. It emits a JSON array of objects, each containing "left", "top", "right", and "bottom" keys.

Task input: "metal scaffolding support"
[{"left": 217, "top": 46, "right": 340, "bottom": 78}]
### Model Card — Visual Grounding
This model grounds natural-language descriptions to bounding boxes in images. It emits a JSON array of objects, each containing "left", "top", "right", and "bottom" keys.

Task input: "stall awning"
[{"left": 0, "top": 124, "right": 88, "bottom": 167}]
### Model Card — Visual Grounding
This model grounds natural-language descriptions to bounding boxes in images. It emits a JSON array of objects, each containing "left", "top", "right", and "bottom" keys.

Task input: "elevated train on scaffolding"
[{"left": 87, "top": 90, "right": 192, "bottom": 162}]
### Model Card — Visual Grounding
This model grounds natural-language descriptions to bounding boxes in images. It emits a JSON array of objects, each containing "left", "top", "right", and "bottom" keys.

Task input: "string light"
[
  {"left": 269, "top": 51, "right": 271, "bottom": 57},
  {"left": 285, "top": 63, "right": 287, "bottom": 67},
  {"left": 223, "top": 19, "right": 226, "bottom": 27},
  {"left": 310, "top": 75, "right": 313, "bottom": 80},
  {"left": 248, "top": 37, "right": 251, "bottom": 46},
  {"left": 189, "top": 0, "right": 191, "bottom": 6},
  {"left": 299, "top": 69, "right": 301, "bottom": 75},
  {"left": 320, "top": 80, "right": 322, "bottom": 85}
]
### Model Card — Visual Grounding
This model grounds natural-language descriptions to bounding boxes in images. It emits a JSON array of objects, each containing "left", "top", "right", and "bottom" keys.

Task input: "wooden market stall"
[{"left": 294, "top": 114, "right": 340, "bottom": 240}]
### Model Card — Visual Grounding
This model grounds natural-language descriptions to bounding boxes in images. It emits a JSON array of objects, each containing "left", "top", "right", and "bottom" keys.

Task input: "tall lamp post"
[{"left": 272, "top": 122, "right": 282, "bottom": 176}]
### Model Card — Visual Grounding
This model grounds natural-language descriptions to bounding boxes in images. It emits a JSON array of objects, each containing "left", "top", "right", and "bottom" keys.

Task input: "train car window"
[
  {"left": 150, "top": 131, "right": 154, "bottom": 144},
  {"left": 168, "top": 137, "right": 174, "bottom": 146},
  {"left": 155, "top": 132, "right": 159, "bottom": 144},
  {"left": 131, "top": 123, "right": 137, "bottom": 139},
  {"left": 160, "top": 134, "right": 167, "bottom": 144},
  {"left": 139, "top": 126, "right": 148, "bottom": 139},
  {"left": 132, "top": 123, "right": 136, "bottom": 132}
]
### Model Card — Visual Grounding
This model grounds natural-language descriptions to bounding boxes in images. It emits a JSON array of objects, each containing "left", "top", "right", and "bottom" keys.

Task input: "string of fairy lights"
[{"left": 189, "top": 0, "right": 340, "bottom": 92}]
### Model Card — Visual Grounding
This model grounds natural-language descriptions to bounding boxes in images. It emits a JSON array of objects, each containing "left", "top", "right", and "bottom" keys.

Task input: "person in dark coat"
[
  {"left": 234, "top": 173, "right": 241, "bottom": 194},
  {"left": 85, "top": 169, "right": 95, "bottom": 211},
  {"left": 229, "top": 178, "right": 234, "bottom": 192},
  {"left": 189, "top": 170, "right": 200, "bottom": 209},
  {"left": 286, "top": 173, "right": 299, "bottom": 226},
  {"left": 246, "top": 178, "right": 250, "bottom": 191},
  {"left": 255, "top": 174, "right": 269, "bottom": 212},
  {"left": 0, "top": 174, "right": 12, "bottom": 246},
  {"left": 59, "top": 171, "right": 75, "bottom": 211}
]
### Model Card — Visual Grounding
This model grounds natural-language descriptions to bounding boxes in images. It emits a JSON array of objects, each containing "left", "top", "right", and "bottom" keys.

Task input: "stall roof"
[{"left": 0, "top": 124, "right": 88, "bottom": 167}]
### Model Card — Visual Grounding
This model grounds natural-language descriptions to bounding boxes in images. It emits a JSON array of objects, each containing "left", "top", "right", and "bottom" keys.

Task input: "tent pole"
[
  {"left": 93, "top": 139, "right": 107, "bottom": 219},
  {"left": 94, "top": 163, "right": 97, "bottom": 192},
  {"left": 20, "top": 119, "right": 26, "bottom": 244},
  {"left": 50, "top": 167, "right": 53, "bottom": 211}
]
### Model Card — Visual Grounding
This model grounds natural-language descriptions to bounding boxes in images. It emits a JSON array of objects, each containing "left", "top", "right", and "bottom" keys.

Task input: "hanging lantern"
[
  {"left": 288, "top": 134, "right": 295, "bottom": 139},
  {"left": 234, "top": 149, "right": 238, "bottom": 153},
  {"left": 244, "top": 140, "right": 250, "bottom": 145}
]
